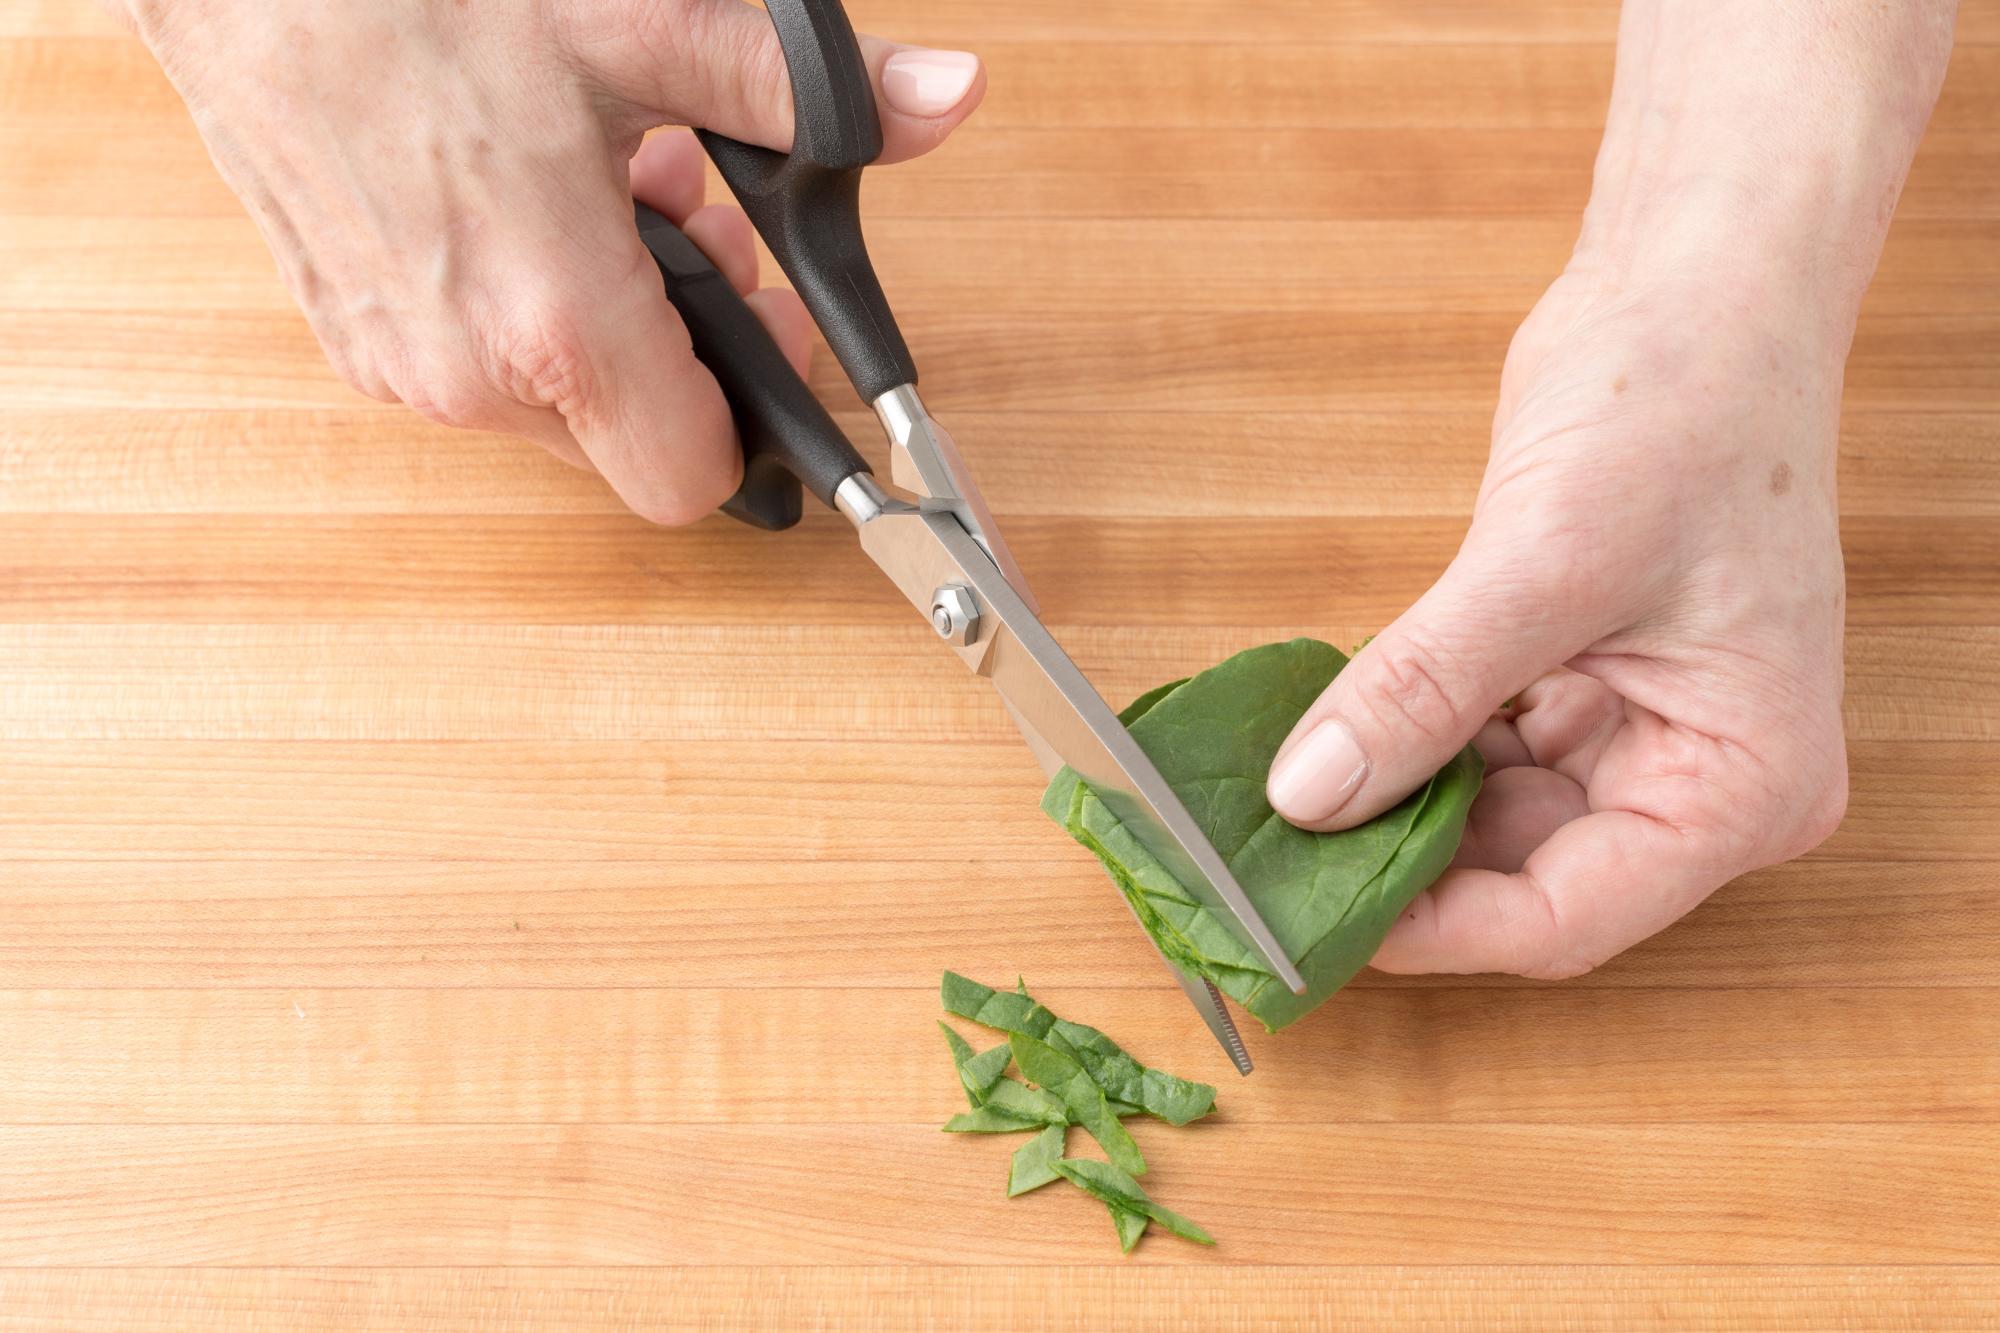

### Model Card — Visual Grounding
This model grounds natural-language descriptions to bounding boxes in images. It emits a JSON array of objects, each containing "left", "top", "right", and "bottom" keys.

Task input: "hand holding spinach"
[
  {"left": 1044, "top": 639, "right": 1481, "bottom": 1030},
  {"left": 1256, "top": 0, "right": 1953, "bottom": 979}
]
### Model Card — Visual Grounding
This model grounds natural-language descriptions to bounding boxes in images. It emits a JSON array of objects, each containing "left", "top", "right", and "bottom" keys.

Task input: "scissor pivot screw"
[{"left": 929, "top": 584, "right": 979, "bottom": 646}]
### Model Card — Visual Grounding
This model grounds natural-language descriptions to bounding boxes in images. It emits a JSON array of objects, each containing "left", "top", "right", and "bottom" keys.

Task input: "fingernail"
[
  {"left": 1267, "top": 720, "right": 1368, "bottom": 821},
  {"left": 881, "top": 49, "right": 979, "bottom": 117}
]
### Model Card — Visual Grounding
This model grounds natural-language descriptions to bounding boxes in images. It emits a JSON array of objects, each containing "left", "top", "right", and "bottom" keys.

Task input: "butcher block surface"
[{"left": 1, "top": 0, "right": 1997, "bottom": 1327}]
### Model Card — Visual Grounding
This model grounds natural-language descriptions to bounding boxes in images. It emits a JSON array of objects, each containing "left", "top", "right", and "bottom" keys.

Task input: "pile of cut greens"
[
  {"left": 939, "top": 971, "right": 1214, "bottom": 1252},
  {"left": 1042, "top": 638, "right": 1483, "bottom": 1031}
]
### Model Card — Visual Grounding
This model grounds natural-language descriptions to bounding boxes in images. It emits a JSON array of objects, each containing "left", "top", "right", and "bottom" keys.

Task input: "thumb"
[
  {"left": 591, "top": 3, "right": 985, "bottom": 165},
  {"left": 1266, "top": 547, "right": 1597, "bottom": 831}
]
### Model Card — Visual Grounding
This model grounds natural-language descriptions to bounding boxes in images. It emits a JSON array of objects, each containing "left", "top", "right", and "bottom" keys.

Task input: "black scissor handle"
[
  {"left": 636, "top": 202, "right": 868, "bottom": 530},
  {"left": 696, "top": 0, "right": 918, "bottom": 404}
]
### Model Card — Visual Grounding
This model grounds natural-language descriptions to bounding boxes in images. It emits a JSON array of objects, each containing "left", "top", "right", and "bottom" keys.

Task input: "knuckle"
[
  {"left": 1353, "top": 636, "right": 1465, "bottom": 745},
  {"left": 397, "top": 362, "right": 494, "bottom": 431},
  {"left": 490, "top": 298, "right": 598, "bottom": 415},
  {"left": 706, "top": 12, "right": 790, "bottom": 119},
  {"left": 328, "top": 353, "right": 395, "bottom": 405},
  {"left": 1511, "top": 874, "right": 1600, "bottom": 980}
]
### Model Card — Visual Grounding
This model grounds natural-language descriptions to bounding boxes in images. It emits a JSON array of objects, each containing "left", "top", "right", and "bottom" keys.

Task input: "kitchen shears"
[{"left": 638, "top": 0, "right": 1305, "bottom": 1072}]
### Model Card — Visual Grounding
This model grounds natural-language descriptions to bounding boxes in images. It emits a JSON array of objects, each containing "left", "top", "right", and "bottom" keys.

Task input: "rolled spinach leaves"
[{"left": 1041, "top": 638, "right": 1482, "bottom": 1031}]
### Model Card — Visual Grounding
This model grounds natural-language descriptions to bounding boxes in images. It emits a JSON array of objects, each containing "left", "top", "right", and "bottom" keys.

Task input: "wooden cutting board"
[{"left": 1, "top": 0, "right": 1996, "bottom": 1326}]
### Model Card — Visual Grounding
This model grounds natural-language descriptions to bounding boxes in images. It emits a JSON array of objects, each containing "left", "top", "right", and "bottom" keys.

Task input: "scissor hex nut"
[{"left": 928, "top": 584, "right": 980, "bottom": 646}]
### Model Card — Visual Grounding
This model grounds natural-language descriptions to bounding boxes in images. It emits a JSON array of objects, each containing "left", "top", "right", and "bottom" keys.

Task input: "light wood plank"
[
  {"left": 3, "top": 1266, "right": 1998, "bottom": 1333},
  {"left": 0, "top": 740, "right": 1988, "bottom": 863},
  {"left": 13, "top": 216, "right": 2000, "bottom": 320},
  {"left": 0, "top": 860, "right": 1992, "bottom": 992},
  {"left": 8, "top": 0, "right": 2000, "bottom": 48},
  {"left": 7, "top": 31, "right": 1998, "bottom": 134},
  {"left": 0, "top": 624, "right": 1988, "bottom": 742},
  {"left": 0, "top": 214, "right": 1582, "bottom": 315},
  {"left": 10, "top": 125, "right": 1999, "bottom": 222},
  {"left": 2, "top": 1122, "right": 1996, "bottom": 1264},
  {"left": 2, "top": 407, "right": 1997, "bottom": 518},
  {"left": 6, "top": 306, "right": 1997, "bottom": 414},
  {"left": 0, "top": 985, "right": 1990, "bottom": 1125},
  {"left": 7, "top": 38, "right": 1627, "bottom": 132},
  {"left": 0, "top": 515, "right": 1988, "bottom": 627}
]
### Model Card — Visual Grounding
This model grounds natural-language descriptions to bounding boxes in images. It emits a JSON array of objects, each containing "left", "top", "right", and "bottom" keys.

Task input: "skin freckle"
[
  {"left": 1611, "top": 375, "right": 1628, "bottom": 394},
  {"left": 1768, "top": 462, "right": 1794, "bottom": 497}
]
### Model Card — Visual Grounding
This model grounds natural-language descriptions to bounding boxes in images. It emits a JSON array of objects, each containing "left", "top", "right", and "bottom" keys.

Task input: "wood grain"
[
  {"left": 0, "top": 624, "right": 1988, "bottom": 741},
  {"left": 3, "top": 1268, "right": 1998, "bottom": 1333},
  {"left": 0, "top": 513, "right": 1992, "bottom": 627},
  {"left": 0, "top": 860, "right": 1994, "bottom": 991},
  {"left": 3, "top": 406, "right": 1998, "bottom": 517},
  {"left": 0, "top": 739, "right": 1990, "bottom": 862},
  {"left": 1, "top": 985, "right": 1991, "bottom": 1125},
  {"left": 14, "top": 216, "right": 2000, "bottom": 321},
  {"left": 4, "top": 1122, "right": 1999, "bottom": 1265},
  {"left": 3, "top": 3, "right": 1997, "bottom": 1327}
]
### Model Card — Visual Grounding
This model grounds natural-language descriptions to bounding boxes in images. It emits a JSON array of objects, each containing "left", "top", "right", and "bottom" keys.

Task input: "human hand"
[
  {"left": 105, "top": 0, "right": 984, "bottom": 522},
  {"left": 1256, "top": 0, "right": 1960, "bottom": 976},
  {"left": 1261, "top": 0, "right": 1952, "bottom": 978},
  {"left": 1268, "top": 257, "right": 1852, "bottom": 978}
]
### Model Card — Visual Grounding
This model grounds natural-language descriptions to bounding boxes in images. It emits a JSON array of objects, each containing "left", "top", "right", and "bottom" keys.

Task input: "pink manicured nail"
[
  {"left": 1267, "top": 720, "right": 1368, "bottom": 821},
  {"left": 881, "top": 49, "right": 980, "bottom": 117}
]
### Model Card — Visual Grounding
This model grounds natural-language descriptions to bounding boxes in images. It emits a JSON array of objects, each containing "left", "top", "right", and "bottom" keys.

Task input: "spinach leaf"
[
  {"left": 1111, "top": 1205, "right": 1150, "bottom": 1253},
  {"left": 1038, "top": 1014, "right": 1214, "bottom": 1127},
  {"left": 941, "top": 971, "right": 1056, "bottom": 1036},
  {"left": 981, "top": 1075, "right": 1068, "bottom": 1127},
  {"left": 942, "top": 972, "right": 1216, "bottom": 1125},
  {"left": 942, "top": 1105, "right": 1043, "bottom": 1133},
  {"left": 1052, "top": 1159, "right": 1213, "bottom": 1246},
  {"left": 938, "top": 1022, "right": 1011, "bottom": 1109},
  {"left": 1009, "top": 1033, "right": 1146, "bottom": 1177},
  {"left": 1007, "top": 1124, "right": 1067, "bottom": 1196},
  {"left": 1041, "top": 639, "right": 1481, "bottom": 1030}
]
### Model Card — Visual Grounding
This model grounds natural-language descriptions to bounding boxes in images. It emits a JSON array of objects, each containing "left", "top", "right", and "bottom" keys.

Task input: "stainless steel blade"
[
  {"left": 1011, "top": 638, "right": 1251, "bottom": 1073},
  {"left": 842, "top": 479, "right": 1308, "bottom": 997},
  {"left": 1185, "top": 975, "right": 1254, "bottom": 1075},
  {"left": 1110, "top": 879, "right": 1253, "bottom": 1076}
]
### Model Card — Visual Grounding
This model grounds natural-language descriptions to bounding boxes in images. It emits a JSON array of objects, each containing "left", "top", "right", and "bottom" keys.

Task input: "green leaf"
[
  {"left": 939, "top": 1022, "right": 1011, "bottom": 1109},
  {"left": 1008, "top": 1124, "right": 1067, "bottom": 1196},
  {"left": 942, "top": 971, "right": 1056, "bottom": 1037},
  {"left": 1041, "top": 639, "right": 1481, "bottom": 1031},
  {"left": 942, "top": 1105, "right": 1044, "bottom": 1133},
  {"left": 981, "top": 1075, "right": 1068, "bottom": 1127},
  {"left": 1034, "top": 1002, "right": 1214, "bottom": 1127},
  {"left": 1111, "top": 1205, "right": 1149, "bottom": 1253},
  {"left": 1051, "top": 1158, "right": 1213, "bottom": 1246},
  {"left": 944, "top": 973, "right": 1216, "bottom": 1125},
  {"left": 1009, "top": 1033, "right": 1146, "bottom": 1177},
  {"left": 1118, "top": 678, "right": 1189, "bottom": 725}
]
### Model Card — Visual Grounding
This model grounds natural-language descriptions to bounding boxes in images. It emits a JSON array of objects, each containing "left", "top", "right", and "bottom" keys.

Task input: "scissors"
[{"left": 637, "top": 0, "right": 1305, "bottom": 1072}]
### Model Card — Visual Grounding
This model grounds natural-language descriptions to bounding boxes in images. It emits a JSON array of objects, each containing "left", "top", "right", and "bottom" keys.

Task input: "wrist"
[{"left": 1567, "top": 0, "right": 1954, "bottom": 348}]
